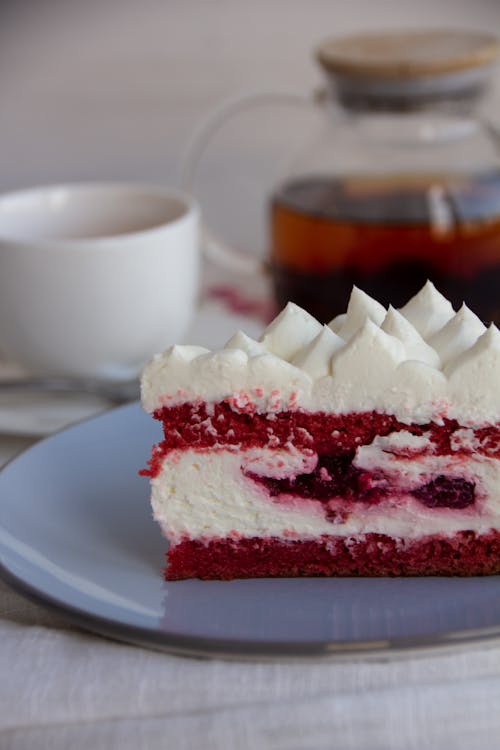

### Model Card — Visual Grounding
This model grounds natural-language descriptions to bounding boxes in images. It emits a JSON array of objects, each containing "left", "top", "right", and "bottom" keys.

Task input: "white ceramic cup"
[{"left": 0, "top": 183, "right": 200, "bottom": 379}]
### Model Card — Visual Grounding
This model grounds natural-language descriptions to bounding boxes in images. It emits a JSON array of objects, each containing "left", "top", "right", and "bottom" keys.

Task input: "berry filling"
[
  {"left": 246, "top": 452, "right": 386, "bottom": 503},
  {"left": 245, "top": 454, "right": 476, "bottom": 511},
  {"left": 411, "top": 476, "right": 475, "bottom": 509}
]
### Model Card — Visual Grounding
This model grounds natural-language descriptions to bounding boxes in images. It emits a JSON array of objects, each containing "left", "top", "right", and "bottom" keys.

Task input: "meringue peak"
[
  {"left": 428, "top": 303, "right": 486, "bottom": 366},
  {"left": 259, "top": 302, "right": 322, "bottom": 361},
  {"left": 332, "top": 318, "right": 406, "bottom": 385},
  {"left": 382, "top": 306, "right": 440, "bottom": 367},
  {"left": 336, "top": 286, "right": 386, "bottom": 341},
  {"left": 225, "top": 330, "right": 267, "bottom": 356},
  {"left": 292, "top": 325, "right": 344, "bottom": 378},
  {"left": 444, "top": 324, "right": 500, "bottom": 420},
  {"left": 399, "top": 280, "right": 454, "bottom": 339}
]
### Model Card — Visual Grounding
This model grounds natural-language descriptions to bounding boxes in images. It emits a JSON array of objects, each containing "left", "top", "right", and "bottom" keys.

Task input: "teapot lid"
[
  {"left": 317, "top": 29, "right": 500, "bottom": 78},
  {"left": 316, "top": 29, "right": 500, "bottom": 110}
]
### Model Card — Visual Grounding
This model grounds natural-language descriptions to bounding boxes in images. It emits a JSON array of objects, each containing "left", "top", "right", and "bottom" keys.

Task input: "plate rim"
[
  {"left": 5, "top": 557, "right": 500, "bottom": 661},
  {"left": 3, "top": 402, "right": 500, "bottom": 661}
]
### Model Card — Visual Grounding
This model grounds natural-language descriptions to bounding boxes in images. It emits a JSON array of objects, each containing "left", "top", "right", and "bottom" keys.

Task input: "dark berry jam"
[
  {"left": 246, "top": 453, "right": 386, "bottom": 504},
  {"left": 411, "top": 475, "right": 476, "bottom": 509},
  {"left": 246, "top": 456, "right": 476, "bottom": 512}
]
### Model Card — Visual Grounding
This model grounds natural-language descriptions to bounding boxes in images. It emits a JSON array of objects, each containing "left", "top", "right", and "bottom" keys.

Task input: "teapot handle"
[{"left": 181, "top": 90, "right": 320, "bottom": 275}]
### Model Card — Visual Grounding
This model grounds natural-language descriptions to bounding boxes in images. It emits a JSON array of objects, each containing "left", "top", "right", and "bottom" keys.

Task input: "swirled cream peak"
[
  {"left": 328, "top": 313, "right": 346, "bottom": 334},
  {"left": 141, "top": 282, "right": 500, "bottom": 425},
  {"left": 331, "top": 319, "right": 405, "bottom": 390},
  {"left": 225, "top": 330, "right": 267, "bottom": 356},
  {"left": 259, "top": 302, "right": 322, "bottom": 360},
  {"left": 428, "top": 304, "right": 486, "bottom": 366},
  {"left": 291, "top": 325, "right": 344, "bottom": 378},
  {"left": 336, "top": 287, "right": 386, "bottom": 340},
  {"left": 444, "top": 325, "right": 500, "bottom": 423},
  {"left": 382, "top": 306, "right": 441, "bottom": 367},
  {"left": 399, "top": 280, "right": 454, "bottom": 339}
]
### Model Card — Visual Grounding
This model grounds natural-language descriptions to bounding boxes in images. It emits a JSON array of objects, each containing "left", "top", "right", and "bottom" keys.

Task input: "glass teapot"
[{"left": 185, "top": 29, "right": 500, "bottom": 324}]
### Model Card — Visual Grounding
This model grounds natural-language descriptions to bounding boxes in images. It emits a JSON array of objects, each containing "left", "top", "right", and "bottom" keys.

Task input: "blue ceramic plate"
[{"left": 2, "top": 402, "right": 500, "bottom": 659}]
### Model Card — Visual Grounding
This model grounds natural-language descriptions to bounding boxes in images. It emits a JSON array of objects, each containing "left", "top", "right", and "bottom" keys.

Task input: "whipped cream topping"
[{"left": 141, "top": 281, "right": 498, "bottom": 425}]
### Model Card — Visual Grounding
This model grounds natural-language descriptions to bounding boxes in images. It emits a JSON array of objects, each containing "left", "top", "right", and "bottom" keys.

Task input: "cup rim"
[{"left": 0, "top": 181, "right": 200, "bottom": 246}]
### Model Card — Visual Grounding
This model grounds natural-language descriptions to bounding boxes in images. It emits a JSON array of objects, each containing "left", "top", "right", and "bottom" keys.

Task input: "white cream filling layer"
[{"left": 150, "top": 441, "right": 500, "bottom": 544}]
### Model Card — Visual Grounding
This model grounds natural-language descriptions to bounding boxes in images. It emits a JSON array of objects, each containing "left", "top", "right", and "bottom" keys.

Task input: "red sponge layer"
[
  {"left": 143, "top": 402, "right": 500, "bottom": 479},
  {"left": 165, "top": 532, "right": 500, "bottom": 580}
]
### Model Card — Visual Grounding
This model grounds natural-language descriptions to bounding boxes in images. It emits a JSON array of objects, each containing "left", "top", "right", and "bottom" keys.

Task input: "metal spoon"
[{"left": 0, "top": 377, "right": 140, "bottom": 405}]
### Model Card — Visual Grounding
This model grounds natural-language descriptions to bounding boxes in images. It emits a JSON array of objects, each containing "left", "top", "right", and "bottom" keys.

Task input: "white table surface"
[{"left": 3, "top": 1, "right": 500, "bottom": 747}]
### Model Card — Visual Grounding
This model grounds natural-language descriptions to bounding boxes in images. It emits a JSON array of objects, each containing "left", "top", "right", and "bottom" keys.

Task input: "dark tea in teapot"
[
  {"left": 271, "top": 171, "right": 500, "bottom": 323},
  {"left": 268, "top": 30, "right": 500, "bottom": 324}
]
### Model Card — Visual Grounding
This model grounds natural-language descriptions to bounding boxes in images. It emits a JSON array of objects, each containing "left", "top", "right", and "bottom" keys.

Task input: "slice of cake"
[{"left": 141, "top": 281, "right": 500, "bottom": 580}]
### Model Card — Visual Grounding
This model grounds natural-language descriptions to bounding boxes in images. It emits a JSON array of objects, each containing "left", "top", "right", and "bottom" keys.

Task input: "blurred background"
[{"left": 2, "top": 0, "right": 500, "bottom": 260}]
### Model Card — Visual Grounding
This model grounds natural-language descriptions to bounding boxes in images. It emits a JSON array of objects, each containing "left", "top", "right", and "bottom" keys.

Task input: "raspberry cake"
[{"left": 141, "top": 281, "right": 500, "bottom": 580}]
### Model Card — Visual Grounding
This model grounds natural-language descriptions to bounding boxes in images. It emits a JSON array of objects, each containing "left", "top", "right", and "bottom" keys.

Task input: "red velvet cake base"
[{"left": 165, "top": 532, "right": 500, "bottom": 580}]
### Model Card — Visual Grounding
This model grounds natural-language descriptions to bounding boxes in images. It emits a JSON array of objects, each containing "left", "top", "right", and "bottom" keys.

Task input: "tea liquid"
[{"left": 270, "top": 173, "right": 500, "bottom": 323}]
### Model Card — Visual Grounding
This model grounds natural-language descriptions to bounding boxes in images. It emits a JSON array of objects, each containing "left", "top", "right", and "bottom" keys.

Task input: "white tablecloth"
[
  {"left": 1, "top": 299, "right": 500, "bottom": 750},
  {"left": 3, "top": 599, "right": 500, "bottom": 750}
]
